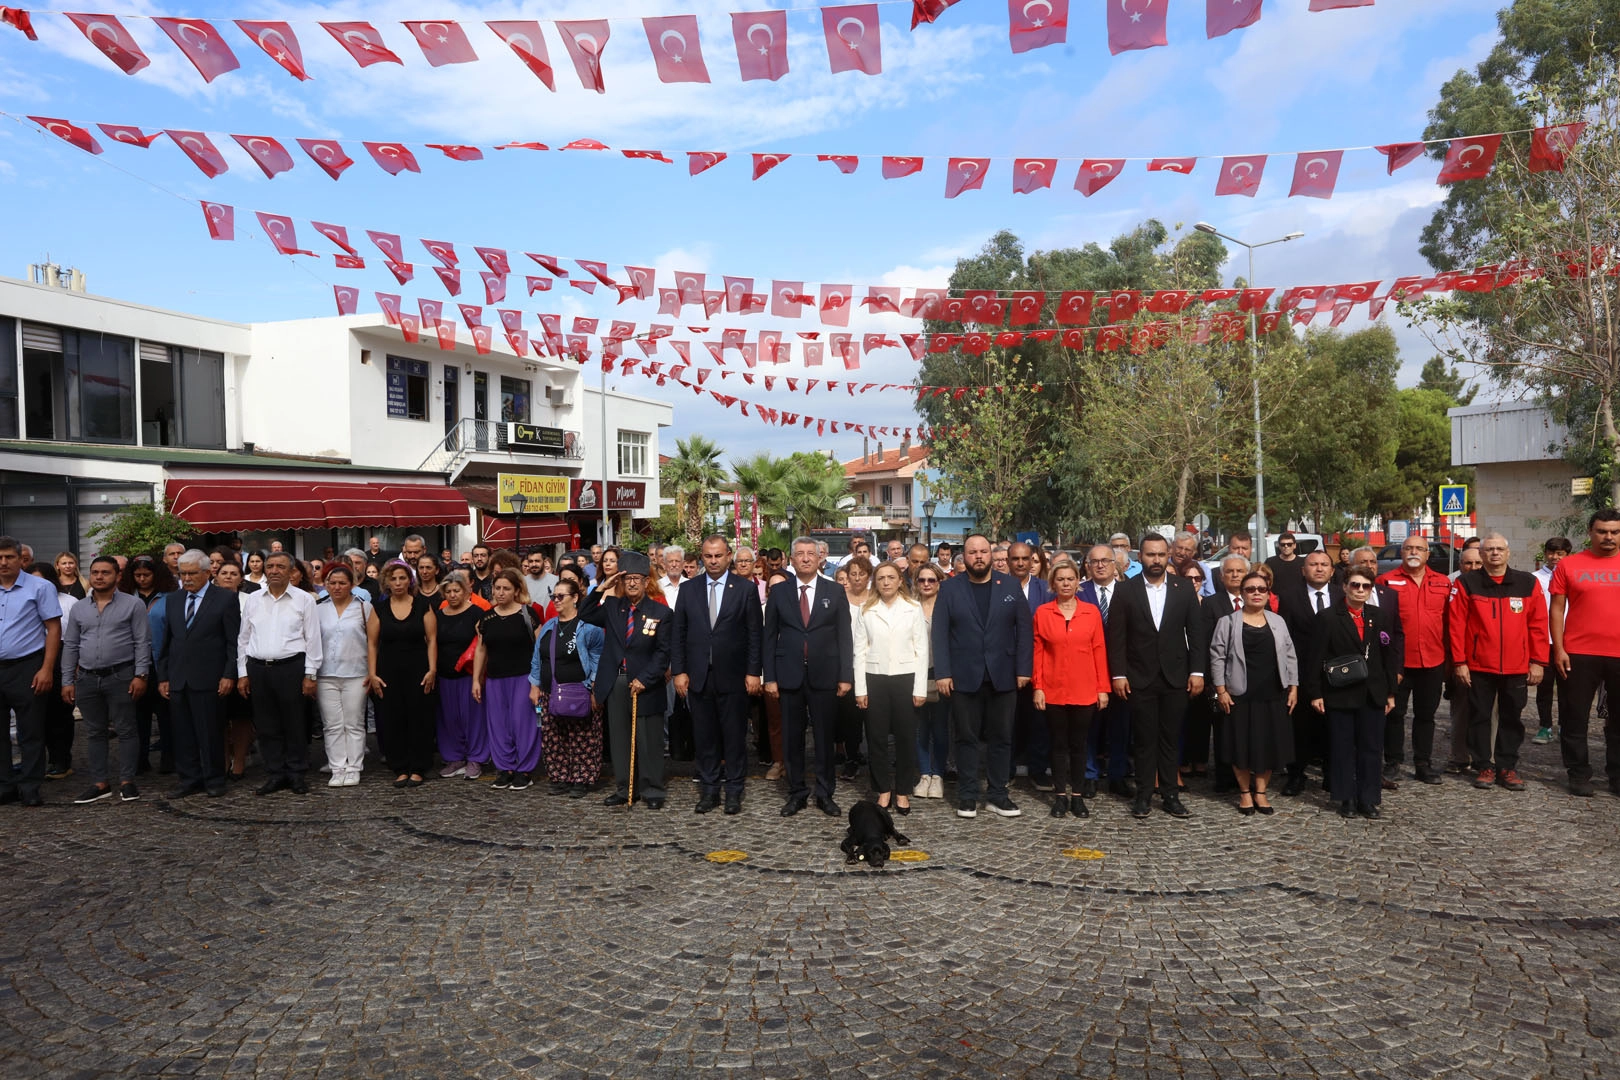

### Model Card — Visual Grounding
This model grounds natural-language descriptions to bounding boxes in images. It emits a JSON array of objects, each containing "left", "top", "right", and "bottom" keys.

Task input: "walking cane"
[{"left": 627, "top": 681, "right": 637, "bottom": 809}]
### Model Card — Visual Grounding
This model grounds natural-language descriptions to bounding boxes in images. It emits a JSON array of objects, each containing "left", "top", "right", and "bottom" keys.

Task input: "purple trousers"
[
  {"left": 485, "top": 675, "right": 542, "bottom": 773},
  {"left": 437, "top": 676, "right": 487, "bottom": 764}
]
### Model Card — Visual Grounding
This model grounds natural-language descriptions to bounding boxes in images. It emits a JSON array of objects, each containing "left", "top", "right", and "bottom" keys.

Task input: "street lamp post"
[
  {"left": 508, "top": 491, "right": 528, "bottom": 554},
  {"left": 922, "top": 499, "right": 937, "bottom": 553},
  {"left": 1194, "top": 222, "right": 1304, "bottom": 562},
  {"left": 785, "top": 505, "right": 796, "bottom": 544}
]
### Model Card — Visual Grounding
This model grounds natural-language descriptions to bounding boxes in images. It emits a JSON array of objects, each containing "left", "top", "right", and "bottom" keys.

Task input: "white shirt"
[
  {"left": 316, "top": 596, "right": 369, "bottom": 679},
  {"left": 1535, "top": 565, "right": 1556, "bottom": 640},
  {"left": 852, "top": 596, "right": 930, "bottom": 698},
  {"left": 1307, "top": 584, "right": 1333, "bottom": 613},
  {"left": 659, "top": 574, "right": 684, "bottom": 599},
  {"left": 1144, "top": 578, "right": 1168, "bottom": 630},
  {"left": 1092, "top": 581, "right": 1114, "bottom": 613},
  {"left": 238, "top": 585, "right": 323, "bottom": 677}
]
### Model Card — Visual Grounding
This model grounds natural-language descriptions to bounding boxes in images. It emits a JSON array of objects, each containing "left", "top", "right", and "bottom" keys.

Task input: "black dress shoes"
[
  {"left": 1162, "top": 795, "right": 1191, "bottom": 819},
  {"left": 255, "top": 777, "right": 290, "bottom": 797},
  {"left": 780, "top": 797, "right": 807, "bottom": 817},
  {"left": 1130, "top": 793, "right": 1152, "bottom": 819},
  {"left": 289, "top": 779, "right": 308, "bottom": 795},
  {"left": 168, "top": 783, "right": 202, "bottom": 800},
  {"left": 1415, "top": 767, "right": 1444, "bottom": 785},
  {"left": 1080, "top": 778, "right": 1097, "bottom": 799},
  {"left": 1338, "top": 801, "right": 1355, "bottom": 818},
  {"left": 644, "top": 797, "right": 666, "bottom": 810},
  {"left": 1358, "top": 803, "right": 1381, "bottom": 819},
  {"left": 1281, "top": 773, "right": 1306, "bottom": 797},
  {"left": 20, "top": 789, "right": 43, "bottom": 807},
  {"left": 1109, "top": 779, "right": 1138, "bottom": 799},
  {"left": 602, "top": 792, "right": 629, "bottom": 806},
  {"left": 694, "top": 793, "right": 721, "bottom": 814},
  {"left": 815, "top": 797, "right": 841, "bottom": 818},
  {"left": 1070, "top": 797, "right": 1090, "bottom": 818},
  {"left": 724, "top": 794, "right": 741, "bottom": 815},
  {"left": 1050, "top": 795, "right": 1069, "bottom": 818},
  {"left": 204, "top": 785, "right": 227, "bottom": 798}
]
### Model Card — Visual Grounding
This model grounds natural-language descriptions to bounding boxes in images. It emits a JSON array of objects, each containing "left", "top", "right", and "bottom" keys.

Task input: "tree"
[
  {"left": 85, "top": 501, "right": 195, "bottom": 557},
  {"left": 662, "top": 435, "right": 727, "bottom": 546},
  {"left": 730, "top": 450, "right": 852, "bottom": 533},
  {"left": 1417, "top": 356, "right": 1478, "bottom": 404}
]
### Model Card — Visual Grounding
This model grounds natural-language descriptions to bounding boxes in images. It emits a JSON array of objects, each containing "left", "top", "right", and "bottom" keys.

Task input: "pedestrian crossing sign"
[{"left": 1439, "top": 484, "right": 1468, "bottom": 516}]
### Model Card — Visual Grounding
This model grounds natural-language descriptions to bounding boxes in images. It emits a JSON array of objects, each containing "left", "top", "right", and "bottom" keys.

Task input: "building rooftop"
[{"left": 843, "top": 445, "right": 928, "bottom": 478}]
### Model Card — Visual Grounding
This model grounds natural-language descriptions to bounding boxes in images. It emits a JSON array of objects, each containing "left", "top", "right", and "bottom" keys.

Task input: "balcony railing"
[
  {"left": 854, "top": 503, "right": 916, "bottom": 521},
  {"left": 419, "top": 418, "right": 584, "bottom": 477}
]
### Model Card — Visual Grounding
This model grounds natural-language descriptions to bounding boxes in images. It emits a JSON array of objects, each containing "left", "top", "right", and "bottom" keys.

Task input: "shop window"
[
  {"left": 0, "top": 317, "right": 17, "bottom": 439},
  {"left": 21, "top": 323, "right": 134, "bottom": 444},
  {"left": 617, "top": 430, "right": 648, "bottom": 476},
  {"left": 386, "top": 356, "right": 429, "bottom": 421},
  {"left": 501, "top": 375, "right": 530, "bottom": 423}
]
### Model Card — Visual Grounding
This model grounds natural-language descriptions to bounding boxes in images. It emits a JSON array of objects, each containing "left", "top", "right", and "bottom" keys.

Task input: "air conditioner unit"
[{"left": 547, "top": 385, "right": 573, "bottom": 407}]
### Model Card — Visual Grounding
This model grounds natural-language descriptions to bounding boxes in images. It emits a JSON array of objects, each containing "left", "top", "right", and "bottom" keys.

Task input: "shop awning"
[
  {"left": 481, "top": 514, "right": 574, "bottom": 548},
  {"left": 166, "top": 479, "right": 470, "bottom": 533}
]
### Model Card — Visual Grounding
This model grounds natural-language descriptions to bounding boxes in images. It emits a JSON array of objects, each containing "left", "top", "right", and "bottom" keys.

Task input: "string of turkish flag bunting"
[
  {"left": 0, "top": 4, "right": 1381, "bottom": 90},
  {"left": 21, "top": 111, "right": 1586, "bottom": 199}
]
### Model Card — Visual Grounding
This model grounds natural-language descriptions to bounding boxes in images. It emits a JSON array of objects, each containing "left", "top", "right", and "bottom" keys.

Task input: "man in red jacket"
[
  {"left": 1449, "top": 532, "right": 1547, "bottom": 791},
  {"left": 1378, "top": 535, "right": 1453, "bottom": 785}
]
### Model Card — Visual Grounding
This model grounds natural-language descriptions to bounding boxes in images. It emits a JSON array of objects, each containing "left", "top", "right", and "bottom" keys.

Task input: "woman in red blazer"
[{"left": 1033, "top": 562, "right": 1112, "bottom": 819}]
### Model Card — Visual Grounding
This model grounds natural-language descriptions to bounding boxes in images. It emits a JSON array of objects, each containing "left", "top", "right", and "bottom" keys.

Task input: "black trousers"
[
  {"left": 1328, "top": 704, "right": 1384, "bottom": 808},
  {"left": 249, "top": 657, "right": 309, "bottom": 781},
  {"left": 1046, "top": 703, "right": 1095, "bottom": 794},
  {"left": 691, "top": 670, "right": 750, "bottom": 797},
  {"left": 951, "top": 682, "right": 1015, "bottom": 804},
  {"left": 836, "top": 689, "right": 863, "bottom": 761},
  {"left": 1012, "top": 684, "right": 1051, "bottom": 778},
  {"left": 134, "top": 689, "right": 172, "bottom": 770},
  {"left": 781, "top": 681, "right": 837, "bottom": 802},
  {"left": 1386, "top": 664, "right": 1444, "bottom": 768},
  {"left": 43, "top": 675, "right": 74, "bottom": 771},
  {"left": 1560, "top": 654, "right": 1620, "bottom": 782},
  {"left": 862, "top": 673, "right": 919, "bottom": 796},
  {"left": 1536, "top": 666, "right": 1562, "bottom": 729},
  {"left": 0, "top": 652, "right": 47, "bottom": 797},
  {"left": 606, "top": 675, "right": 666, "bottom": 800},
  {"left": 1468, "top": 671, "right": 1529, "bottom": 772},
  {"left": 171, "top": 686, "right": 226, "bottom": 791},
  {"left": 1183, "top": 693, "right": 1214, "bottom": 767},
  {"left": 1127, "top": 673, "right": 1188, "bottom": 798},
  {"left": 1288, "top": 699, "right": 1328, "bottom": 779}
]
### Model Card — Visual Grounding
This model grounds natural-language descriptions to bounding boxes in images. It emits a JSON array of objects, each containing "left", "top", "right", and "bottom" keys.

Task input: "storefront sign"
[
  {"left": 506, "top": 423, "right": 572, "bottom": 455},
  {"left": 570, "top": 480, "right": 646, "bottom": 511},
  {"left": 497, "top": 472, "right": 569, "bottom": 514},
  {"left": 386, "top": 356, "right": 427, "bottom": 418},
  {"left": 847, "top": 515, "right": 884, "bottom": 530}
]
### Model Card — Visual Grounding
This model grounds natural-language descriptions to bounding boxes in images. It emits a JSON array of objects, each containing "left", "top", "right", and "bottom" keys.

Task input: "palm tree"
[
  {"left": 780, "top": 452, "right": 853, "bottom": 530},
  {"left": 663, "top": 434, "right": 727, "bottom": 546},
  {"left": 731, "top": 451, "right": 792, "bottom": 523}
]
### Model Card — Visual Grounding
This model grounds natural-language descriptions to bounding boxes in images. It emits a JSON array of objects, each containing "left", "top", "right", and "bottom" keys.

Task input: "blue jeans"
[
  {"left": 916, "top": 696, "right": 950, "bottom": 775},
  {"left": 1085, "top": 697, "right": 1131, "bottom": 781}
]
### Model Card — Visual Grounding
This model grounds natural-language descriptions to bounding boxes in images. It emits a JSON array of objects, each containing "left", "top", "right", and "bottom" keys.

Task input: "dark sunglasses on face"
[
  {"left": 1241, "top": 586, "right": 1269, "bottom": 594},
  {"left": 1346, "top": 581, "right": 1373, "bottom": 590}
]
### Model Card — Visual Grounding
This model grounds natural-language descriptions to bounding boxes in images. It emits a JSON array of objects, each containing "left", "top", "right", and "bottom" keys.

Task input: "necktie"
[
  {"left": 708, "top": 579, "right": 721, "bottom": 628},
  {"left": 1233, "top": 595, "right": 1241, "bottom": 611},
  {"left": 623, "top": 605, "right": 636, "bottom": 672},
  {"left": 1097, "top": 587, "right": 1109, "bottom": 624},
  {"left": 185, "top": 592, "right": 199, "bottom": 628},
  {"left": 1315, "top": 590, "right": 1325, "bottom": 613},
  {"left": 799, "top": 583, "right": 811, "bottom": 625}
]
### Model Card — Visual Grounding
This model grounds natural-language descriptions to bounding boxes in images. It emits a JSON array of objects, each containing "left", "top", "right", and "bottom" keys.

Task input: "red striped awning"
[
  {"left": 481, "top": 514, "right": 574, "bottom": 548},
  {"left": 166, "top": 480, "right": 329, "bottom": 532},
  {"left": 379, "top": 484, "right": 470, "bottom": 526},
  {"left": 311, "top": 483, "right": 397, "bottom": 528}
]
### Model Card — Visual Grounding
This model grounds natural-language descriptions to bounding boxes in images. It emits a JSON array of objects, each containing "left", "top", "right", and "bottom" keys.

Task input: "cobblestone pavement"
[{"left": 4, "top": 709, "right": 1619, "bottom": 1079}]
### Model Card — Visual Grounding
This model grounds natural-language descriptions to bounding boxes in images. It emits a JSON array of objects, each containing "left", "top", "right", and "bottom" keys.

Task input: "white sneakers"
[
  {"left": 328, "top": 774, "right": 345, "bottom": 788},
  {"left": 328, "top": 770, "right": 362, "bottom": 787}
]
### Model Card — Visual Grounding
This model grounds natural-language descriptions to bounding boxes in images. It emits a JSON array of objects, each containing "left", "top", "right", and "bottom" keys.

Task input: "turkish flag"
[
  {"left": 298, "top": 138, "right": 353, "bottom": 180},
  {"left": 333, "top": 255, "right": 364, "bottom": 270},
  {"left": 820, "top": 285, "right": 853, "bottom": 326},
  {"left": 861, "top": 287, "right": 901, "bottom": 313},
  {"left": 527, "top": 253, "right": 567, "bottom": 277},
  {"left": 475, "top": 248, "right": 511, "bottom": 276},
  {"left": 962, "top": 333, "right": 991, "bottom": 356},
  {"left": 231, "top": 135, "right": 294, "bottom": 178},
  {"left": 2, "top": 8, "right": 36, "bottom": 39},
  {"left": 966, "top": 294, "right": 1007, "bottom": 325},
  {"left": 365, "top": 142, "right": 421, "bottom": 176},
  {"left": 688, "top": 151, "right": 727, "bottom": 176},
  {"left": 945, "top": 158, "right": 990, "bottom": 198},
  {"left": 426, "top": 144, "right": 484, "bottom": 162},
  {"left": 506, "top": 330, "right": 530, "bottom": 357},
  {"left": 165, "top": 130, "right": 229, "bottom": 177},
  {"left": 819, "top": 155, "right": 860, "bottom": 174},
  {"left": 386, "top": 261, "right": 416, "bottom": 286},
  {"left": 823, "top": 5, "right": 882, "bottom": 75},
  {"left": 332, "top": 286, "right": 359, "bottom": 316},
  {"left": 1075, "top": 159, "right": 1125, "bottom": 196},
  {"left": 485, "top": 21, "right": 555, "bottom": 89},
  {"left": 255, "top": 213, "right": 313, "bottom": 256},
  {"left": 30, "top": 118, "right": 101, "bottom": 155},
  {"left": 1108, "top": 0, "right": 1168, "bottom": 54},
  {"left": 1237, "top": 288, "right": 1274, "bottom": 312},
  {"left": 1215, "top": 155, "right": 1266, "bottom": 196},
  {"left": 418, "top": 299, "right": 444, "bottom": 328},
  {"left": 366, "top": 231, "right": 406, "bottom": 264},
  {"left": 1012, "top": 158, "right": 1057, "bottom": 193},
  {"left": 577, "top": 260, "right": 615, "bottom": 285},
  {"left": 309, "top": 222, "right": 355, "bottom": 255},
  {"left": 994, "top": 332, "right": 1021, "bottom": 348},
  {"left": 153, "top": 19, "right": 240, "bottom": 83},
  {"left": 904, "top": 289, "right": 946, "bottom": 318},
  {"left": 97, "top": 124, "right": 159, "bottom": 148},
  {"left": 1207, "top": 0, "right": 1263, "bottom": 37},
  {"left": 235, "top": 21, "right": 308, "bottom": 80},
  {"left": 465, "top": 326, "right": 491, "bottom": 355},
  {"left": 375, "top": 294, "right": 402, "bottom": 326},
  {"left": 832, "top": 334, "right": 860, "bottom": 369},
  {"left": 1333, "top": 281, "right": 1382, "bottom": 303},
  {"left": 436, "top": 322, "right": 458, "bottom": 351},
  {"left": 1530, "top": 123, "right": 1586, "bottom": 173},
  {"left": 1008, "top": 291, "right": 1045, "bottom": 326},
  {"left": 732, "top": 11, "right": 789, "bottom": 81},
  {"left": 1009, "top": 0, "right": 1068, "bottom": 52},
  {"left": 65, "top": 13, "right": 150, "bottom": 74},
  {"left": 435, "top": 267, "right": 462, "bottom": 296},
  {"left": 1146, "top": 290, "right": 1191, "bottom": 314},
  {"left": 724, "top": 277, "right": 755, "bottom": 312},
  {"left": 482, "top": 273, "right": 507, "bottom": 305},
  {"left": 399, "top": 315, "right": 421, "bottom": 344},
  {"left": 1437, "top": 135, "right": 1501, "bottom": 183},
  {"left": 676, "top": 273, "right": 707, "bottom": 306},
  {"left": 1061, "top": 329, "right": 1088, "bottom": 349},
  {"left": 1309, "top": 0, "right": 1373, "bottom": 8},
  {"left": 1289, "top": 150, "right": 1343, "bottom": 198},
  {"left": 573, "top": 317, "right": 599, "bottom": 335},
  {"left": 658, "top": 289, "right": 681, "bottom": 316},
  {"left": 1201, "top": 288, "right": 1238, "bottom": 303},
  {"left": 422, "top": 240, "right": 458, "bottom": 267},
  {"left": 1106, "top": 290, "right": 1141, "bottom": 323},
  {"left": 200, "top": 201, "right": 233, "bottom": 240},
  {"left": 644, "top": 16, "right": 710, "bottom": 82},
  {"left": 1375, "top": 142, "right": 1425, "bottom": 174},
  {"left": 623, "top": 149, "right": 672, "bottom": 163},
  {"left": 320, "top": 22, "right": 403, "bottom": 67},
  {"left": 405, "top": 21, "right": 478, "bottom": 65},
  {"left": 753, "top": 153, "right": 790, "bottom": 179},
  {"left": 557, "top": 20, "right": 611, "bottom": 92},
  {"left": 1276, "top": 286, "right": 1325, "bottom": 312},
  {"left": 562, "top": 138, "right": 608, "bottom": 151},
  {"left": 1148, "top": 158, "right": 1196, "bottom": 175},
  {"left": 772, "top": 281, "right": 807, "bottom": 318},
  {"left": 882, "top": 156, "right": 925, "bottom": 179},
  {"left": 626, "top": 266, "right": 655, "bottom": 299},
  {"left": 1055, "top": 290, "right": 1094, "bottom": 325}
]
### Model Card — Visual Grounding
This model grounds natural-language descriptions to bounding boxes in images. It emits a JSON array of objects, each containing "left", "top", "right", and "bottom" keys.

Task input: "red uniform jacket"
[
  {"left": 1448, "top": 568, "right": 1549, "bottom": 675},
  {"left": 1377, "top": 565, "right": 1451, "bottom": 669}
]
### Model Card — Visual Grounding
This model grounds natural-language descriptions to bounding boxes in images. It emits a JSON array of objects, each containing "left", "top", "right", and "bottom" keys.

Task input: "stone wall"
[{"left": 1474, "top": 459, "right": 1582, "bottom": 564}]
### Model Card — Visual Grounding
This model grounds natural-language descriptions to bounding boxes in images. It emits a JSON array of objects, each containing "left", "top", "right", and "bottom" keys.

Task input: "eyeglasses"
[
  {"left": 1241, "top": 585, "right": 1270, "bottom": 594},
  {"left": 1346, "top": 581, "right": 1373, "bottom": 590},
  {"left": 1277, "top": 541, "right": 1296, "bottom": 548},
  {"left": 917, "top": 577, "right": 939, "bottom": 586},
  {"left": 1086, "top": 558, "right": 1113, "bottom": 565}
]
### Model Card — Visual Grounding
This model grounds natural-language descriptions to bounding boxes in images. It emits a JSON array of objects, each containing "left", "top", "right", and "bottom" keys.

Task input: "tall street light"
[{"left": 1194, "top": 222, "right": 1304, "bottom": 562}]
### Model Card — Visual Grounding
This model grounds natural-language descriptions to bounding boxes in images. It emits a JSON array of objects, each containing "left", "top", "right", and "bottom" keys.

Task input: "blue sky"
[{"left": 0, "top": 0, "right": 1504, "bottom": 464}]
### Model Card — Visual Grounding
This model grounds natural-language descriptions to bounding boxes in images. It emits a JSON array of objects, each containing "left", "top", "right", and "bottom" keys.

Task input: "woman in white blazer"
[{"left": 854, "top": 563, "right": 929, "bottom": 814}]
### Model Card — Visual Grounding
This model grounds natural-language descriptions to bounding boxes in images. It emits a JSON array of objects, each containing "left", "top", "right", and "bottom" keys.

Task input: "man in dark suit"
[
  {"left": 1105, "top": 533, "right": 1209, "bottom": 819},
  {"left": 672, "top": 535, "right": 763, "bottom": 815},
  {"left": 580, "top": 550, "right": 673, "bottom": 809},
  {"left": 1078, "top": 545, "right": 1131, "bottom": 800},
  {"left": 933, "top": 534, "right": 1034, "bottom": 819},
  {"left": 764, "top": 536, "right": 853, "bottom": 818},
  {"left": 157, "top": 548, "right": 239, "bottom": 798},
  {"left": 1277, "top": 550, "right": 1345, "bottom": 795}
]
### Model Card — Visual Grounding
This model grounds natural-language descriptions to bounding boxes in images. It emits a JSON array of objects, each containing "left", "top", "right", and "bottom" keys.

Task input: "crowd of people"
[{"left": 2, "top": 510, "right": 1617, "bottom": 823}]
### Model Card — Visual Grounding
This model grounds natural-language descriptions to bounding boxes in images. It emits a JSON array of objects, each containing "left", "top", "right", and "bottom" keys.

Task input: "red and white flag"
[
  {"left": 676, "top": 272, "right": 707, "bottom": 306},
  {"left": 1105, "top": 290, "right": 1142, "bottom": 323},
  {"left": 298, "top": 138, "right": 353, "bottom": 180},
  {"left": 1107, "top": 0, "right": 1168, "bottom": 54},
  {"left": 165, "top": 130, "right": 229, "bottom": 177},
  {"left": 435, "top": 321, "right": 457, "bottom": 351},
  {"left": 1075, "top": 159, "right": 1125, "bottom": 196},
  {"left": 945, "top": 157, "right": 990, "bottom": 198},
  {"left": 882, "top": 156, "right": 925, "bottom": 179},
  {"left": 426, "top": 144, "right": 483, "bottom": 162},
  {"left": 688, "top": 151, "right": 727, "bottom": 175},
  {"left": 65, "top": 13, "right": 150, "bottom": 74},
  {"left": 236, "top": 21, "right": 307, "bottom": 80},
  {"left": 1436, "top": 135, "right": 1501, "bottom": 183},
  {"left": 1309, "top": 0, "right": 1373, "bottom": 9},
  {"left": 1530, "top": 123, "right": 1585, "bottom": 173},
  {"left": 819, "top": 155, "right": 860, "bottom": 174},
  {"left": 419, "top": 299, "right": 445, "bottom": 328},
  {"left": 404, "top": 21, "right": 478, "bottom": 65},
  {"left": 434, "top": 267, "right": 462, "bottom": 296},
  {"left": 30, "top": 117, "right": 101, "bottom": 155},
  {"left": 626, "top": 266, "right": 656, "bottom": 299},
  {"left": 820, "top": 284, "right": 853, "bottom": 326},
  {"left": 482, "top": 273, "right": 506, "bottom": 304},
  {"left": 231, "top": 135, "right": 294, "bottom": 178},
  {"left": 2, "top": 8, "right": 37, "bottom": 39},
  {"left": 1207, "top": 0, "right": 1263, "bottom": 38},
  {"left": 1009, "top": 0, "right": 1067, "bottom": 53},
  {"left": 426, "top": 241, "right": 458, "bottom": 266},
  {"left": 1289, "top": 150, "right": 1343, "bottom": 198},
  {"left": 255, "top": 212, "right": 313, "bottom": 256},
  {"left": 311, "top": 222, "right": 356, "bottom": 254},
  {"left": 724, "top": 276, "right": 755, "bottom": 312},
  {"left": 153, "top": 19, "right": 240, "bottom": 83},
  {"left": 861, "top": 287, "right": 901, "bottom": 313},
  {"left": 1375, "top": 141, "right": 1425, "bottom": 174},
  {"left": 752, "top": 153, "right": 790, "bottom": 179},
  {"left": 556, "top": 20, "right": 611, "bottom": 92},
  {"left": 98, "top": 124, "right": 159, "bottom": 148},
  {"left": 365, "top": 142, "right": 421, "bottom": 176},
  {"left": 623, "top": 149, "right": 672, "bottom": 163},
  {"left": 367, "top": 231, "right": 406, "bottom": 264},
  {"left": 1012, "top": 158, "right": 1057, "bottom": 193},
  {"left": 1056, "top": 291, "right": 1094, "bottom": 325},
  {"left": 333, "top": 286, "right": 359, "bottom": 316},
  {"left": 645, "top": 16, "right": 710, "bottom": 83},
  {"left": 475, "top": 248, "right": 510, "bottom": 276},
  {"left": 321, "top": 22, "right": 403, "bottom": 67},
  {"left": 1009, "top": 291, "right": 1046, "bottom": 326},
  {"left": 486, "top": 21, "right": 555, "bottom": 89},
  {"left": 459, "top": 305, "right": 482, "bottom": 328},
  {"left": 375, "top": 294, "right": 402, "bottom": 326},
  {"left": 823, "top": 5, "right": 882, "bottom": 75},
  {"left": 201, "top": 201, "right": 234, "bottom": 240},
  {"left": 772, "top": 281, "right": 808, "bottom": 318},
  {"left": 732, "top": 11, "right": 789, "bottom": 81},
  {"left": 1215, "top": 155, "right": 1266, "bottom": 196},
  {"left": 1148, "top": 157, "right": 1196, "bottom": 175}
]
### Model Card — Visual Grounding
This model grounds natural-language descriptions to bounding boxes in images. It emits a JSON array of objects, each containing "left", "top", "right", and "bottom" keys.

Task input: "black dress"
[
  {"left": 1220, "top": 621, "right": 1295, "bottom": 772},
  {"left": 375, "top": 594, "right": 435, "bottom": 775}
]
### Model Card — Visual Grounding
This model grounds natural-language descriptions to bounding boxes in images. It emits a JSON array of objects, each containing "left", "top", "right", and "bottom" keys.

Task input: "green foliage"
[
  {"left": 1417, "top": 356, "right": 1477, "bottom": 404},
  {"left": 662, "top": 434, "right": 727, "bottom": 547},
  {"left": 730, "top": 450, "right": 852, "bottom": 532},
  {"left": 85, "top": 501, "right": 195, "bottom": 557}
]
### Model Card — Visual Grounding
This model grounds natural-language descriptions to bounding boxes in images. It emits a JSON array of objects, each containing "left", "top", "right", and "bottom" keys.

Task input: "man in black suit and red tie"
[
  {"left": 157, "top": 549, "right": 239, "bottom": 799},
  {"left": 764, "top": 536, "right": 853, "bottom": 818},
  {"left": 1105, "top": 533, "right": 1210, "bottom": 820},
  {"left": 672, "top": 535, "right": 763, "bottom": 816}
]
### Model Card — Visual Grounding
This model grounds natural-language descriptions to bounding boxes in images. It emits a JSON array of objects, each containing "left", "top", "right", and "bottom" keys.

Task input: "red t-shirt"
[{"left": 1550, "top": 550, "right": 1620, "bottom": 658}]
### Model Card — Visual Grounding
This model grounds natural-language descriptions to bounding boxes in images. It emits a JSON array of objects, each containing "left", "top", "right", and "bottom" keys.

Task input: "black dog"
[{"left": 841, "top": 801, "right": 910, "bottom": 870}]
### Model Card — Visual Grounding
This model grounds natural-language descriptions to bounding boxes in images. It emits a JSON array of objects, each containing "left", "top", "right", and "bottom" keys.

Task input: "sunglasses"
[
  {"left": 1241, "top": 585, "right": 1270, "bottom": 594},
  {"left": 1346, "top": 581, "right": 1373, "bottom": 590}
]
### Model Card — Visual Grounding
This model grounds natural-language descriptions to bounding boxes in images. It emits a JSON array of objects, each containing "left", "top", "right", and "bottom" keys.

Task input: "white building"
[
  {"left": 1450, "top": 400, "right": 1578, "bottom": 557},
  {"left": 0, "top": 269, "right": 672, "bottom": 559}
]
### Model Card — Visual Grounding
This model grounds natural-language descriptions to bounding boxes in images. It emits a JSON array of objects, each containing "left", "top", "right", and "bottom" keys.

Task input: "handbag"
[
  {"left": 1323, "top": 635, "right": 1370, "bottom": 688},
  {"left": 546, "top": 624, "right": 593, "bottom": 718}
]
